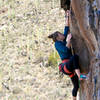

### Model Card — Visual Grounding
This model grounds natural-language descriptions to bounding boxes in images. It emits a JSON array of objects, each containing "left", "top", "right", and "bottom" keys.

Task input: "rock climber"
[{"left": 48, "top": 10, "right": 87, "bottom": 100}]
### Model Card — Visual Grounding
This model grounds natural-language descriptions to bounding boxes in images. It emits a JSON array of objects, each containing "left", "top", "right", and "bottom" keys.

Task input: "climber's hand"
[
  {"left": 65, "top": 10, "right": 70, "bottom": 17},
  {"left": 66, "top": 33, "right": 72, "bottom": 48},
  {"left": 66, "top": 33, "right": 72, "bottom": 42},
  {"left": 65, "top": 10, "right": 70, "bottom": 26}
]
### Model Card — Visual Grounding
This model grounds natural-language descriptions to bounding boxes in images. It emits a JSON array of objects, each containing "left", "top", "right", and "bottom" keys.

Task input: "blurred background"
[{"left": 0, "top": 0, "right": 73, "bottom": 100}]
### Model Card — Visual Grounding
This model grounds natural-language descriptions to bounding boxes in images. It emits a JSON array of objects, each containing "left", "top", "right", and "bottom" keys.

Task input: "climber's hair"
[{"left": 48, "top": 31, "right": 60, "bottom": 42}]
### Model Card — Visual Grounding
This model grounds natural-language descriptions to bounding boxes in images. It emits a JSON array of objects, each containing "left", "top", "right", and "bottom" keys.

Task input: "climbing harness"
[{"left": 59, "top": 59, "right": 75, "bottom": 78}]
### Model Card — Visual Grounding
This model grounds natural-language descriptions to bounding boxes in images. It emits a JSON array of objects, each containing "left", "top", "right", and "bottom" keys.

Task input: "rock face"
[
  {"left": 61, "top": 0, "right": 100, "bottom": 100},
  {"left": 0, "top": 0, "right": 73, "bottom": 100}
]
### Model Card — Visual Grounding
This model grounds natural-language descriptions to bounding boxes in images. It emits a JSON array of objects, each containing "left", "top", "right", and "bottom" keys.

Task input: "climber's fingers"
[
  {"left": 65, "top": 10, "right": 70, "bottom": 17},
  {"left": 67, "top": 33, "right": 72, "bottom": 42},
  {"left": 68, "top": 33, "right": 72, "bottom": 37}
]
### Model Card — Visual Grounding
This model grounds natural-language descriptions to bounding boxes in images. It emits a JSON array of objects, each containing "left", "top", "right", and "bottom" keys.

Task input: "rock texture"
[
  {"left": 68, "top": 0, "right": 100, "bottom": 100},
  {"left": 0, "top": 0, "right": 73, "bottom": 100}
]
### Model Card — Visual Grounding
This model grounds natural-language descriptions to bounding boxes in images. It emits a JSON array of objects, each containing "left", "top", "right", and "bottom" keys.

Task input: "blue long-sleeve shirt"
[{"left": 55, "top": 26, "right": 72, "bottom": 60}]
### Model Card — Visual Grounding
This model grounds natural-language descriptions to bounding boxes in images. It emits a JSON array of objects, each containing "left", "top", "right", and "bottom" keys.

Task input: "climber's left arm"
[
  {"left": 64, "top": 10, "right": 70, "bottom": 40},
  {"left": 65, "top": 10, "right": 70, "bottom": 26}
]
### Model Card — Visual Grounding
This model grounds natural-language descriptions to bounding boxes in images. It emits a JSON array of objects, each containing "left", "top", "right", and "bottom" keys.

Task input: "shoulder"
[
  {"left": 55, "top": 41, "right": 60, "bottom": 48},
  {"left": 55, "top": 41, "right": 61, "bottom": 45},
  {"left": 55, "top": 41, "right": 64, "bottom": 49}
]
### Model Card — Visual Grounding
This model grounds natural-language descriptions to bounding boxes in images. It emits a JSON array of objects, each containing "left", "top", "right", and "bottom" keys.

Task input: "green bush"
[
  {"left": 43, "top": 0, "right": 52, "bottom": 2},
  {"left": 48, "top": 51, "right": 60, "bottom": 68}
]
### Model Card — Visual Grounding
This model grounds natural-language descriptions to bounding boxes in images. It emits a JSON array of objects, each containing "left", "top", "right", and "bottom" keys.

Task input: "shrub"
[{"left": 48, "top": 51, "right": 60, "bottom": 68}]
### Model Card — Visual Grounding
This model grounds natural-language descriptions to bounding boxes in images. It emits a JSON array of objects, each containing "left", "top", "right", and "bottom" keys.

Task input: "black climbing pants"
[
  {"left": 68, "top": 55, "right": 80, "bottom": 97},
  {"left": 65, "top": 54, "right": 80, "bottom": 72},
  {"left": 64, "top": 55, "right": 80, "bottom": 97},
  {"left": 71, "top": 74, "right": 79, "bottom": 97}
]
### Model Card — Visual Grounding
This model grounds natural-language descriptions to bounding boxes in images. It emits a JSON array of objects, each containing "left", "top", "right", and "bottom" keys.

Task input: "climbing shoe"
[{"left": 80, "top": 74, "right": 87, "bottom": 79}]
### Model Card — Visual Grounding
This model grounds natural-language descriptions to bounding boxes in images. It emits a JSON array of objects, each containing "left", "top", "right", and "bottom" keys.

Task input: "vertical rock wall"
[
  {"left": 70, "top": 0, "right": 100, "bottom": 100},
  {"left": 61, "top": 0, "right": 100, "bottom": 100}
]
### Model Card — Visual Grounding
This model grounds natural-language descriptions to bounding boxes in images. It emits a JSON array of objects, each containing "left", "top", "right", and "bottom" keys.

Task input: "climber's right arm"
[{"left": 66, "top": 33, "right": 72, "bottom": 48}]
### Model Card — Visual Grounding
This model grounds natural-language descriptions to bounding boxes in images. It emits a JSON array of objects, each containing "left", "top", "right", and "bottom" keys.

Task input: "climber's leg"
[
  {"left": 74, "top": 69, "right": 81, "bottom": 79},
  {"left": 71, "top": 55, "right": 81, "bottom": 79},
  {"left": 68, "top": 55, "right": 80, "bottom": 77},
  {"left": 71, "top": 75, "right": 79, "bottom": 100},
  {"left": 68, "top": 55, "right": 80, "bottom": 70},
  {"left": 73, "top": 96, "right": 76, "bottom": 100},
  {"left": 68, "top": 55, "right": 86, "bottom": 80}
]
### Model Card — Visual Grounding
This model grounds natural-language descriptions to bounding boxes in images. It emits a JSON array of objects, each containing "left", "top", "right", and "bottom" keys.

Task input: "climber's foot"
[{"left": 79, "top": 74, "right": 87, "bottom": 80}]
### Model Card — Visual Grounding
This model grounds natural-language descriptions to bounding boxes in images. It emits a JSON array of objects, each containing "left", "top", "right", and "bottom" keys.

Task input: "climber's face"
[{"left": 57, "top": 33, "right": 65, "bottom": 41}]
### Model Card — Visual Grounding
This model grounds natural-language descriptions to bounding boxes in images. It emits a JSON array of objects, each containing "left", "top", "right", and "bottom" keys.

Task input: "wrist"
[{"left": 67, "top": 39, "right": 71, "bottom": 43}]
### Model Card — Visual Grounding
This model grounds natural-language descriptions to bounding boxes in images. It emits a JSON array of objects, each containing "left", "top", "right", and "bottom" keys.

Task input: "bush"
[{"left": 48, "top": 51, "right": 60, "bottom": 68}]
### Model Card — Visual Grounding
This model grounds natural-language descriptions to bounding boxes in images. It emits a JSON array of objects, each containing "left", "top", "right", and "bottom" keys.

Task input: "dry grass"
[{"left": 0, "top": 0, "right": 72, "bottom": 100}]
